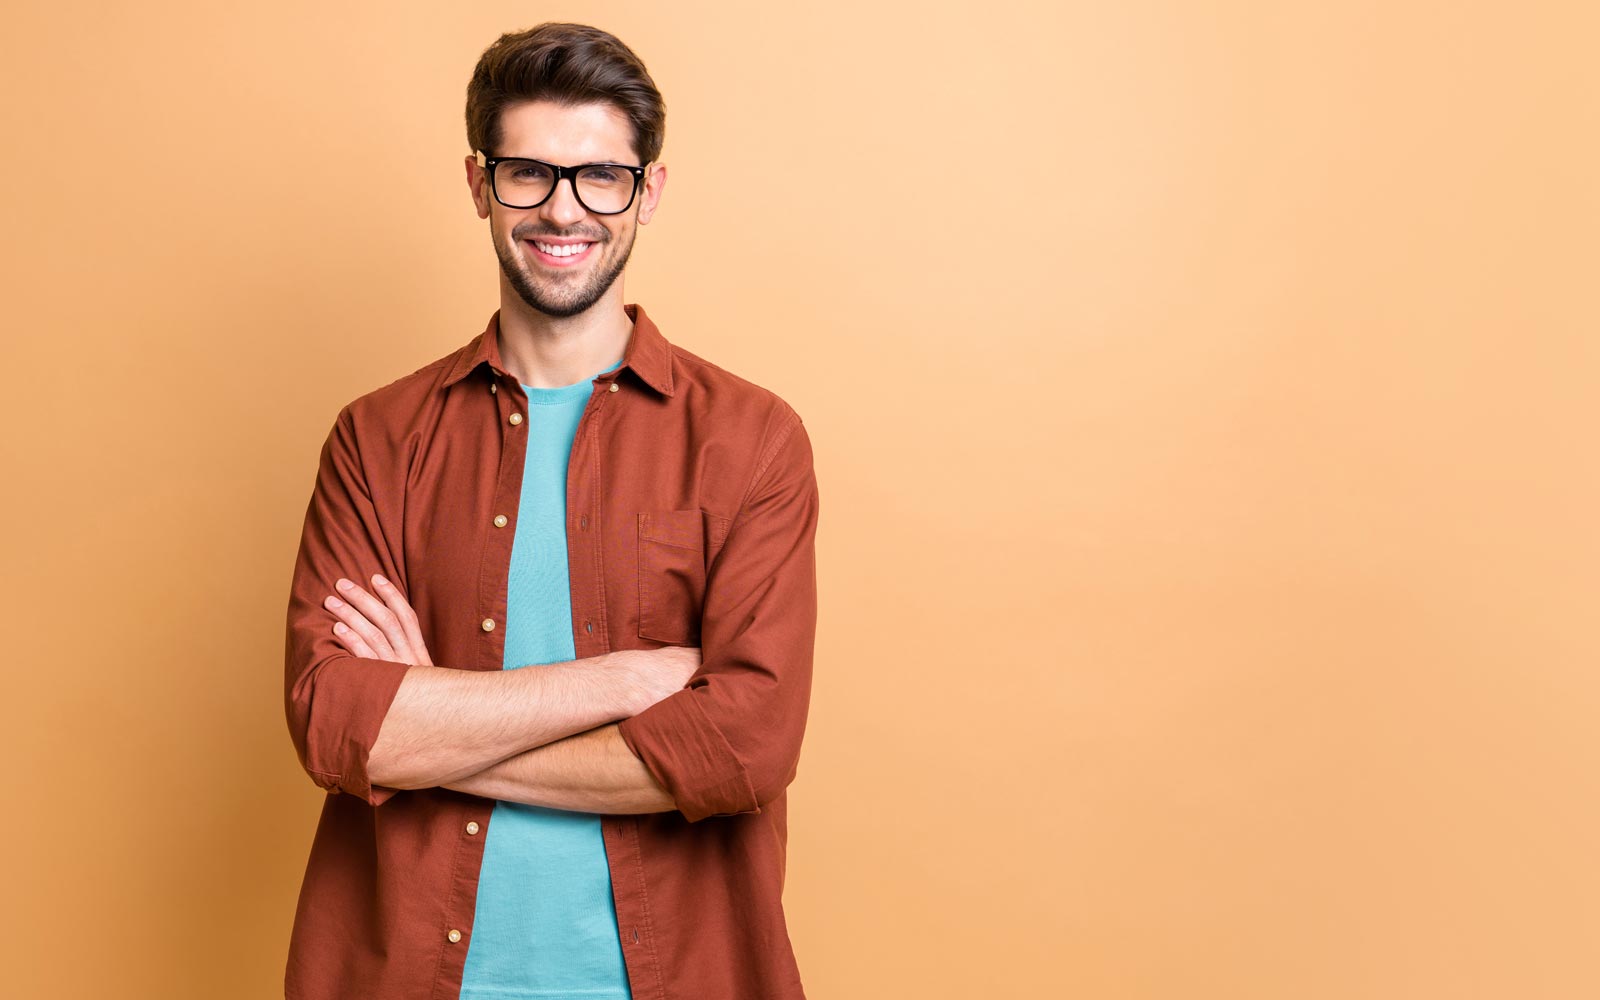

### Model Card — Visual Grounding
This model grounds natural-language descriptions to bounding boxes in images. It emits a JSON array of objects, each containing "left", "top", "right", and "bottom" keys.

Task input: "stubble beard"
[{"left": 493, "top": 216, "right": 636, "bottom": 319}]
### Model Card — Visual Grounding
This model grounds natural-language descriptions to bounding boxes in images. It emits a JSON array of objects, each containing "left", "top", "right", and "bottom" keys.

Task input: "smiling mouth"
[{"left": 525, "top": 239, "right": 597, "bottom": 267}]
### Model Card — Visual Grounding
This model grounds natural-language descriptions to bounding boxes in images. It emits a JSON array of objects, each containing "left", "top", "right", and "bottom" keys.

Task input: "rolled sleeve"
[
  {"left": 617, "top": 409, "right": 820, "bottom": 823},
  {"left": 283, "top": 406, "right": 412, "bottom": 807}
]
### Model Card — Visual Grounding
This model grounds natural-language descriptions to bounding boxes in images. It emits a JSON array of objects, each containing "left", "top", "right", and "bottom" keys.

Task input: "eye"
[{"left": 508, "top": 163, "right": 553, "bottom": 181}]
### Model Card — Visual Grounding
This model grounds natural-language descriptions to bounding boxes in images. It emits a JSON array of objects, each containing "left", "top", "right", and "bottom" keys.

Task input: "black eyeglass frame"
[{"left": 474, "top": 149, "right": 649, "bottom": 215}]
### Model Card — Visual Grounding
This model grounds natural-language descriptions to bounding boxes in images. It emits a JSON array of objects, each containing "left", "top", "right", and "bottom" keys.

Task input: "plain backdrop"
[{"left": 1, "top": 2, "right": 1597, "bottom": 998}]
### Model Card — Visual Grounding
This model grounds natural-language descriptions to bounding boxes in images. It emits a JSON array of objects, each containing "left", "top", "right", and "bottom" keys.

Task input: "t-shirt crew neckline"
[{"left": 520, "top": 357, "right": 625, "bottom": 405}]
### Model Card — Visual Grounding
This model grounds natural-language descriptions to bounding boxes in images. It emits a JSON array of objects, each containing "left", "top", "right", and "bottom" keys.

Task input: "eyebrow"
[{"left": 502, "top": 155, "right": 638, "bottom": 167}]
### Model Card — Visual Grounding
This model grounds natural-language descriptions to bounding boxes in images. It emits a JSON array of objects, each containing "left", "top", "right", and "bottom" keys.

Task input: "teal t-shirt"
[{"left": 458, "top": 358, "right": 632, "bottom": 1000}]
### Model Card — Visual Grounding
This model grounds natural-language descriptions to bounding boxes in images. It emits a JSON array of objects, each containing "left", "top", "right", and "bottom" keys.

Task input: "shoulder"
[
  {"left": 662, "top": 340, "right": 813, "bottom": 498},
  {"left": 346, "top": 342, "right": 463, "bottom": 416},
  {"left": 666, "top": 340, "right": 805, "bottom": 436},
  {"left": 332, "top": 341, "right": 468, "bottom": 443}
]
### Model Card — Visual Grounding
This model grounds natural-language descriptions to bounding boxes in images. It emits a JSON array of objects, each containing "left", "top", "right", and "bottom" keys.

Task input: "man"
[{"left": 281, "top": 22, "right": 820, "bottom": 1000}]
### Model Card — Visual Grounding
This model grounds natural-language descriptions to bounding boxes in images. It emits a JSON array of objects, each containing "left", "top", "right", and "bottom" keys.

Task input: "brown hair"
[{"left": 465, "top": 22, "right": 666, "bottom": 167}]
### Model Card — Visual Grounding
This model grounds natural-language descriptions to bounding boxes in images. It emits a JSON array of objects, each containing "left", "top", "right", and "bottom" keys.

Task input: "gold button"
[
  {"left": 608, "top": 382, "right": 619, "bottom": 393},
  {"left": 447, "top": 929, "right": 462, "bottom": 943},
  {"left": 493, "top": 514, "right": 508, "bottom": 528},
  {"left": 466, "top": 821, "right": 480, "bottom": 835},
  {"left": 481, "top": 618, "right": 496, "bottom": 632},
  {"left": 509, "top": 412, "right": 523, "bottom": 425}
]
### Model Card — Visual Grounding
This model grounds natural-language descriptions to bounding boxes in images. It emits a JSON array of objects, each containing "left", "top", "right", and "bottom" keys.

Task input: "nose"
[{"left": 539, "top": 174, "right": 589, "bottom": 228}]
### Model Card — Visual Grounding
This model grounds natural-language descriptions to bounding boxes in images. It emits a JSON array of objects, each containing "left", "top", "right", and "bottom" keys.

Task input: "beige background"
[{"left": 2, "top": 2, "right": 1597, "bottom": 997}]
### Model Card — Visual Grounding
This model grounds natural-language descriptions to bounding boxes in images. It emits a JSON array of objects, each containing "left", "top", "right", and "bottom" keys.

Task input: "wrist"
[{"left": 598, "top": 650, "right": 649, "bottom": 718}]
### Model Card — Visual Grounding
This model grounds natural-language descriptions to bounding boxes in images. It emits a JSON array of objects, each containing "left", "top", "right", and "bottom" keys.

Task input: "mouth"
[{"left": 524, "top": 238, "right": 597, "bottom": 268}]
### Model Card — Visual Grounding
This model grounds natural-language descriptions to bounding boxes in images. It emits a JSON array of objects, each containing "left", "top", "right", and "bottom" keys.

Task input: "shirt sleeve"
[
  {"left": 616, "top": 408, "right": 821, "bottom": 823},
  {"left": 283, "top": 405, "right": 413, "bottom": 807}
]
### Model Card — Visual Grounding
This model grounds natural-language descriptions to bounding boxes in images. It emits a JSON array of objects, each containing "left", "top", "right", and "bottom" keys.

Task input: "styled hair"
[{"left": 465, "top": 22, "right": 666, "bottom": 167}]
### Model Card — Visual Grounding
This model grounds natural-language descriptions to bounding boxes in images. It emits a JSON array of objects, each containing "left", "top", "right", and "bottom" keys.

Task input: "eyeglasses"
[{"left": 475, "top": 150, "right": 648, "bottom": 215}]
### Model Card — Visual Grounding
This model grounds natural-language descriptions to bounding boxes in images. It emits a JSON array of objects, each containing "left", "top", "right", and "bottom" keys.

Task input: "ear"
[
  {"left": 465, "top": 154, "right": 491, "bottom": 219},
  {"left": 637, "top": 162, "right": 667, "bottom": 225}
]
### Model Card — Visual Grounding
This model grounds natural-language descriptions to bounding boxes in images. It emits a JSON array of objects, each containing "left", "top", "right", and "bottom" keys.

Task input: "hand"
[
  {"left": 324, "top": 574, "right": 435, "bottom": 666},
  {"left": 610, "top": 645, "right": 702, "bottom": 714}
]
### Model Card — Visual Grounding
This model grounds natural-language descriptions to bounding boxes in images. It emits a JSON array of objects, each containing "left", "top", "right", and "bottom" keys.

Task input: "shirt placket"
[
  {"left": 431, "top": 366, "right": 528, "bottom": 997},
  {"left": 567, "top": 372, "right": 663, "bottom": 996},
  {"left": 567, "top": 376, "right": 616, "bottom": 660}
]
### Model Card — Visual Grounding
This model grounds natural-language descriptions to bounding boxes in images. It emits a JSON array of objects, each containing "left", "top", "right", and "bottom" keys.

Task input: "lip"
[{"left": 525, "top": 238, "right": 597, "bottom": 267}]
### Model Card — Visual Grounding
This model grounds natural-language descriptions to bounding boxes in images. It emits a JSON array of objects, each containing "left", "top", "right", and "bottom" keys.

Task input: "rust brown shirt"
[{"left": 282, "top": 303, "right": 819, "bottom": 999}]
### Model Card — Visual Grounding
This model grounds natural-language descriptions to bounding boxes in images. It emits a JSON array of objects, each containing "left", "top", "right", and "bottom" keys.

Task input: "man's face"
[{"left": 467, "top": 99, "right": 665, "bottom": 319}]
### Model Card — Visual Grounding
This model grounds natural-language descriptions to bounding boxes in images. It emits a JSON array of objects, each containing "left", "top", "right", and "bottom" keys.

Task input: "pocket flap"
[{"left": 638, "top": 509, "right": 703, "bottom": 549}]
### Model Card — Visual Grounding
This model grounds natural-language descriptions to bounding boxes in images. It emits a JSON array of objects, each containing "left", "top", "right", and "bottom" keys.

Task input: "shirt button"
[
  {"left": 481, "top": 618, "right": 496, "bottom": 632},
  {"left": 489, "top": 383, "right": 497, "bottom": 394},
  {"left": 447, "top": 929, "right": 462, "bottom": 943},
  {"left": 493, "top": 514, "right": 508, "bottom": 528},
  {"left": 509, "top": 412, "right": 523, "bottom": 425},
  {"left": 608, "top": 382, "right": 619, "bottom": 392},
  {"left": 579, "top": 515, "right": 588, "bottom": 529},
  {"left": 466, "top": 821, "right": 480, "bottom": 835}
]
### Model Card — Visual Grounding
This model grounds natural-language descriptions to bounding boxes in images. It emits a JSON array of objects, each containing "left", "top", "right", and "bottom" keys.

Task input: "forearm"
[
  {"left": 367, "top": 656, "right": 642, "bottom": 791},
  {"left": 441, "top": 723, "right": 677, "bottom": 815}
]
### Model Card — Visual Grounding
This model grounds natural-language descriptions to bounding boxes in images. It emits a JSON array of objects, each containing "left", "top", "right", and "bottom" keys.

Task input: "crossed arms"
[
  {"left": 320, "top": 573, "right": 693, "bottom": 814},
  {"left": 282, "top": 403, "right": 820, "bottom": 822}
]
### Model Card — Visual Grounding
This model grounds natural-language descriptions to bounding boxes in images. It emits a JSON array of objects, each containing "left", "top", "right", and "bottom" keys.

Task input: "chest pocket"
[{"left": 637, "top": 509, "right": 707, "bottom": 645}]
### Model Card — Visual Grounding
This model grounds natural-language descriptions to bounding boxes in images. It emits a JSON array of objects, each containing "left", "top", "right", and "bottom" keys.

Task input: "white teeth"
[{"left": 534, "top": 241, "right": 590, "bottom": 257}]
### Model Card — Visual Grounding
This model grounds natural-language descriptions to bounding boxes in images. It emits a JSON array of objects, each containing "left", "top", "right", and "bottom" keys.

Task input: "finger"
[
  {"left": 370, "top": 574, "right": 432, "bottom": 666},
  {"left": 333, "top": 578, "right": 413, "bottom": 661},
  {"left": 331, "top": 620, "right": 378, "bottom": 659},
  {"left": 325, "top": 589, "right": 397, "bottom": 661}
]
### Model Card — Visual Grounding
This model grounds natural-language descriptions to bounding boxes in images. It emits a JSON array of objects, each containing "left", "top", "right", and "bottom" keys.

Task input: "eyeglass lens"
[{"left": 494, "top": 160, "right": 635, "bottom": 213}]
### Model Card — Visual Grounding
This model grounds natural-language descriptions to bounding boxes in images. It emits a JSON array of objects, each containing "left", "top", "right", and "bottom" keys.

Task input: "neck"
[{"left": 495, "top": 283, "right": 633, "bottom": 388}]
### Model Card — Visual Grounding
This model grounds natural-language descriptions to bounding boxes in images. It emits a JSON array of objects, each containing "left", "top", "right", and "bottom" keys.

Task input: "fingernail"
[
  {"left": 334, "top": 622, "right": 348, "bottom": 633},
  {"left": 373, "top": 574, "right": 388, "bottom": 587},
  {"left": 325, "top": 596, "right": 344, "bottom": 608},
  {"left": 336, "top": 578, "right": 353, "bottom": 591}
]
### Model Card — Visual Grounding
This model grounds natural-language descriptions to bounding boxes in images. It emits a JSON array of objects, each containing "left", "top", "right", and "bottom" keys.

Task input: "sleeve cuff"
[
  {"left": 297, "top": 654, "right": 412, "bottom": 806},
  {"left": 616, "top": 686, "right": 761, "bottom": 822}
]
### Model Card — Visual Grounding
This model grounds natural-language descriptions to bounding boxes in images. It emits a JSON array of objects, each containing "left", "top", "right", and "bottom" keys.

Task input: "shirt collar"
[{"left": 442, "top": 302, "right": 675, "bottom": 397}]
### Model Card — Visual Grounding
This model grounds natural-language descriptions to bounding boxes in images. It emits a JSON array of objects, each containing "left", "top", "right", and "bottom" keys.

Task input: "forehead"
[{"left": 495, "top": 100, "right": 637, "bottom": 164}]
